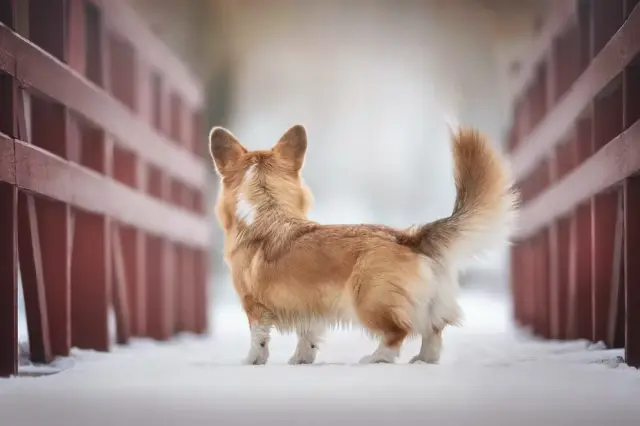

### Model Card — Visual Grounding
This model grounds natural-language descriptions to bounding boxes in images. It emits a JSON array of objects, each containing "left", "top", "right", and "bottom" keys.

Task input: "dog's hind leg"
[
  {"left": 288, "top": 324, "right": 324, "bottom": 365},
  {"left": 350, "top": 275, "right": 412, "bottom": 364},
  {"left": 410, "top": 327, "right": 443, "bottom": 364},
  {"left": 242, "top": 295, "right": 275, "bottom": 365}
]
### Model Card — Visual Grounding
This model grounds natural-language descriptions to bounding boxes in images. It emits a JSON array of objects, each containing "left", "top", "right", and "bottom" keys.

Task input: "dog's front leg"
[{"left": 288, "top": 326, "right": 323, "bottom": 365}]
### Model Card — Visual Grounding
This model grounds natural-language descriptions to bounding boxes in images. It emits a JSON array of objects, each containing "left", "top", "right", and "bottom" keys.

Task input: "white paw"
[
  {"left": 359, "top": 345, "right": 398, "bottom": 364},
  {"left": 244, "top": 347, "right": 269, "bottom": 365},
  {"left": 359, "top": 354, "right": 395, "bottom": 364},
  {"left": 288, "top": 352, "right": 316, "bottom": 365},
  {"left": 409, "top": 355, "right": 438, "bottom": 364},
  {"left": 288, "top": 344, "right": 318, "bottom": 365}
]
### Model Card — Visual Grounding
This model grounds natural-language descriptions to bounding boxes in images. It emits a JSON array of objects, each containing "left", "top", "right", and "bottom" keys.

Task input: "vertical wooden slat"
[
  {"left": 28, "top": 0, "right": 66, "bottom": 61},
  {"left": 71, "top": 210, "right": 111, "bottom": 351},
  {"left": 0, "top": 183, "right": 18, "bottom": 377},
  {"left": 194, "top": 249, "right": 208, "bottom": 334},
  {"left": 111, "top": 223, "right": 130, "bottom": 344},
  {"left": 534, "top": 232, "right": 551, "bottom": 337},
  {"left": 67, "top": 0, "right": 86, "bottom": 74},
  {"left": 135, "top": 229, "right": 147, "bottom": 336},
  {"left": 18, "top": 192, "right": 52, "bottom": 363},
  {"left": 608, "top": 192, "right": 626, "bottom": 348},
  {"left": 85, "top": 0, "right": 104, "bottom": 87},
  {"left": 30, "top": 97, "right": 72, "bottom": 358},
  {"left": 623, "top": 177, "right": 640, "bottom": 366},
  {"left": 592, "top": 191, "right": 621, "bottom": 343},
  {"left": 0, "top": 62, "right": 17, "bottom": 376},
  {"left": 71, "top": 124, "right": 111, "bottom": 351},
  {"left": 13, "top": 63, "right": 53, "bottom": 364},
  {"left": 146, "top": 235, "right": 169, "bottom": 340}
]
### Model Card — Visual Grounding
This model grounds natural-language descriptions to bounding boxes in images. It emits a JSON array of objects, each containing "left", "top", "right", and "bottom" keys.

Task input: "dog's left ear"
[
  {"left": 209, "top": 126, "right": 247, "bottom": 176},
  {"left": 273, "top": 124, "right": 307, "bottom": 172}
]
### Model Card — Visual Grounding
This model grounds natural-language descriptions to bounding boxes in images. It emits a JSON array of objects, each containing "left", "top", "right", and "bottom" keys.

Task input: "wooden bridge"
[
  {"left": 509, "top": 0, "right": 640, "bottom": 368},
  {"left": 0, "top": 0, "right": 211, "bottom": 377}
]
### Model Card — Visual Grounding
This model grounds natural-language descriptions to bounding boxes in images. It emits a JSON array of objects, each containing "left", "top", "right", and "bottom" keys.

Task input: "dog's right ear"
[{"left": 209, "top": 127, "right": 247, "bottom": 176}]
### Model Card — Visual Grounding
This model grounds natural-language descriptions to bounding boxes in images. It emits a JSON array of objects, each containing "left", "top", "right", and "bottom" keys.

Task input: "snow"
[{"left": 2, "top": 283, "right": 640, "bottom": 426}]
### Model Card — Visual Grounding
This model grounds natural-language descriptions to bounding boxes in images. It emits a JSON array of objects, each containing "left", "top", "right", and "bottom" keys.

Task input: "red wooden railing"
[
  {"left": 509, "top": 0, "right": 640, "bottom": 367},
  {"left": 0, "top": 0, "right": 211, "bottom": 377}
]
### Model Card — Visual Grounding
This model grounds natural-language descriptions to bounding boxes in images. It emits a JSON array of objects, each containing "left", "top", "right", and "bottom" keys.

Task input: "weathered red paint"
[
  {"left": 112, "top": 224, "right": 131, "bottom": 345},
  {"left": 510, "top": 0, "right": 640, "bottom": 367},
  {"left": 510, "top": 4, "right": 640, "bottom": 182},
  {"left": 624, "top": 176, "right": 640, "bottom": 366},
  {"left": 0, "top": 183, "right": 18, "bottom": 377},
  {"left": 0, "top": 25, "right": 206, "bottom": 187},
  {"left": 0, "top": 0, "right": 210, "bottom": 375},
  {"left": 18, "top": 192, "right": 53, "bottom": 364}
]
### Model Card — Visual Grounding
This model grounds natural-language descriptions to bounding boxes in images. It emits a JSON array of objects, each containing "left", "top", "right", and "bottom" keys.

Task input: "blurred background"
[{"left": 130, "top": 0, "right": 546, "bottom": 303}]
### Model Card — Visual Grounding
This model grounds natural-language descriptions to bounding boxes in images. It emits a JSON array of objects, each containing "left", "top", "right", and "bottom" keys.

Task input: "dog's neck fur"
[{"left": 227, "top": 178, "right": 315, "bottom": 260}]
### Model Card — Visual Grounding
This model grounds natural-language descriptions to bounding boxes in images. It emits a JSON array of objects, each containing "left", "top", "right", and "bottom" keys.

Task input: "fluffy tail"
[{"left": 403, "top": 127, "right": 519, "bottom": 264}]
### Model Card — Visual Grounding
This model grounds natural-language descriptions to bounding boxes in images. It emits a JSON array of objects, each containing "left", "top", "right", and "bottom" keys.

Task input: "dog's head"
[{"left": 208, "top": 124, "right": 314, "bottom": 233}]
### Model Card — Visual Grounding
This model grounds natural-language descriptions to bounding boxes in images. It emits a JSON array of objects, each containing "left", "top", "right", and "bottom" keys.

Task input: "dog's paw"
[
  {"left": 288, "top": 350, "right": 316, "bottom": 365},
  {"left": 358, "top": 354, "right": 395, "bottom": 364},
  {"left": 243, "top": 347, "right": 269, "bottom": 365},
  {"left": 288, "top": 341, "right": 318, "bottom": 365},
  {"left": 409, "top": 355, "right": 438, "bottom": 364}
]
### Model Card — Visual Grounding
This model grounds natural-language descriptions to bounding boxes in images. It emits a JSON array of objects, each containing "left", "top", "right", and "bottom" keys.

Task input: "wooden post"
[
  {"left": 623, "top": 177, "right": 640, "bottom": 366},
  {"left": 0, "top": 183, "right": 18, "bottom": 376}
]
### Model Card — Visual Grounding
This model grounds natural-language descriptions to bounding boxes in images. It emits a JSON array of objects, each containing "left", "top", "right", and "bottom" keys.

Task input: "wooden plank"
[
  {"left": 555, "top": 217, "right": 571, "bottom": 339},
  {"left": 118, "top": 225, "right": 145, "bottom": 336},
  {"left": 516, "top": 117, "right": 640, "bottom": 239},
  {"left": 71, "top": 209, "right": 110, "bottom": 351},
  {"left": 194, "top": 249, "right": 208, "bottom": 334},
  {"left": 13, "top": 140, "right": 209, "bottom": 247},
  {"left": 111, "top": 224, "right": 131, "bottom": 344},
  {"left": 568, "top": 203, "right": 593, "bottom": 339},
  {"left": 0, "top": 23, "right": 207, "bottom": 188},
  {"left": 624, "top": 176, "right": 640, "bottom": 366},
  {"left": 36, "top": 198, "right": 71, "bottom": 356},
  {"left": 534, "top": 232, "right": 551, "bottom": 338},
  {"left": 0, "top": 183, "right": 18, "bottom": 377},
  {"left": 135, "top": 230, "right": 147, "bottom": 336},
  {"left": 510, "top": 4, "right": 640, "bottom": 182},
  {"left": 28, "top": 0, "right": 65, "bottom": 61},
  {"left": 18, "top": 192, "right": 52, "bottom": 363},
  {"left": 177, "top": 246, "right": 197, "bottom": 333},
  {"left": 608, "top": 191, "right": 626, "bottom": 348},
  {"left": 592, "top": 191, "right": 620, "bottom": 343},
  {"left": 30, "top": 96, "right": 72, "bottom": 357},
  {"left": 146, "top": 235, "right": 171, "bottom": 340}
]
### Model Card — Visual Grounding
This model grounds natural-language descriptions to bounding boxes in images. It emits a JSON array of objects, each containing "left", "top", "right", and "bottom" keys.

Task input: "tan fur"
[{"left": 209, "top": 124, "right": 517, "bottom": 364}]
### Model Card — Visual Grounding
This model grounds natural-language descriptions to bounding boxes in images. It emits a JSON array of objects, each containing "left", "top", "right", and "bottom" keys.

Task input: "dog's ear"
[
  {"left": 273, "top": 124, "right": 307, "bottom": 172},
  {"left": 209, "top": 127, "right": 247, "bottom": 176}
]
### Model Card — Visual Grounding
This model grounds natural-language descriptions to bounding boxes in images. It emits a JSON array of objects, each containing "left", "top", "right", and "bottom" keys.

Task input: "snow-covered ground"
[{"left": 2, "top": 285, "right": 640, "bottom": 426}]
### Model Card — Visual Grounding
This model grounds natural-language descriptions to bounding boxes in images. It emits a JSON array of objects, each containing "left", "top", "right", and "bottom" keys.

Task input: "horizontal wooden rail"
[
  {"left": 0, "top": 135, "right": 209, "bottom": 247},
  {"left": 516, "top": 119, "right": 640, "bottom": 238},
  {"left": 510, "top": 3, "right": 640, "bottom": 182},
  {"left": 0, "top": 23, "right": 207, "bottom": 188}
]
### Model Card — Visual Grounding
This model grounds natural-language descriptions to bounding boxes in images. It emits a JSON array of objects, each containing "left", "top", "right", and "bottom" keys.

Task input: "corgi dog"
[{"left": 209, "top": 124, "right": 517, "bottom": 365}]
